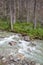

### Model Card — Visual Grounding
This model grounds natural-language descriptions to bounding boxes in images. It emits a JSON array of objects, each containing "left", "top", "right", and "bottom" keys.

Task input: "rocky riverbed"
[{"left": 0, "top": 31, "right": 43, "bottom": 65}]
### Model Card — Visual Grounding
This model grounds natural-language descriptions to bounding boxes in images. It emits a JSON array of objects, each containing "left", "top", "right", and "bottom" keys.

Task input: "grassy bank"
[
  {"left": 14, "top": 22, "right": 43, "bottom": 39},
  {"left": 0, "top": 18, "right": 43, "bottom": 39}
]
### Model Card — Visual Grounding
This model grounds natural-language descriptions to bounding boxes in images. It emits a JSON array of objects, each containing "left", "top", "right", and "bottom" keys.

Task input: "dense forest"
[
  {"left": 0, "top": 0, "right": 43, "bottom": 65},
  {"left": 0, "top": 0, "right": 43, "bottom": 39},
  {"left": 0, "top": 0, "right": 43, "bottom": 26}
]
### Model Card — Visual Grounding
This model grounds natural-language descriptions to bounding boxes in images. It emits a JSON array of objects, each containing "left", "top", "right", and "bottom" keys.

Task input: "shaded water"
[{"left": 0, "top": 31, "right": 43, "bottom": 65}]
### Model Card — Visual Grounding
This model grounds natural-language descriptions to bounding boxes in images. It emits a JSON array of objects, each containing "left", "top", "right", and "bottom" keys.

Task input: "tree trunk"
[
  {"left": 4, "top": 0, "right": 7, "bottom": 17},
  {"left": 26, "top": 0, "right": 30, "bottom": 23},
  {"left": 9, "top": 0, "right": 13, "bottom": 30},
  {"left": 34, "top": 0, "right": 37, "bottom": 29},
  {"left": 17, "top": 0, "right": 19, "bottom": 19},
  {"left": 13, "top": 0, "right": 16, "bottom": 24}
]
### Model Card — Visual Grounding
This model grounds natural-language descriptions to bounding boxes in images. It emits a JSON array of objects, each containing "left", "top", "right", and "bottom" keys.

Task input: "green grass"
[
  {"left": 0, "top": 18, "right": 10, "bottom": 31},
  {"left": 14, "top": 22, "right": 43, "bottom": 39},
  {"left": 0, "top": 18, "right": 43, "bottom": 40}
]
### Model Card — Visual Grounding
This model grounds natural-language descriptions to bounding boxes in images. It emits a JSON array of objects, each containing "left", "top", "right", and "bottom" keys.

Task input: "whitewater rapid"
[{"left": 0, "top": 33, "right": 43, "bottom": 64}]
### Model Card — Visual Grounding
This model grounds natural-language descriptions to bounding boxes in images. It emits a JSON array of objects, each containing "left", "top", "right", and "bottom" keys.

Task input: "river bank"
[
  {"left": 0, "top": 22, "right": 43, "bottom": 40},
  {"left": 0, "top": 19, "right": 43, "bottom": 40}
]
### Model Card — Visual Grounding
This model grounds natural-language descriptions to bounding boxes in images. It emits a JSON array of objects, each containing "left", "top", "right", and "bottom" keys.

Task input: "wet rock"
[
  {"left": 18, "top": 34, "right": 22, "bottom": 37},
  {"left": 14, "top": 57, "right": 21, "bottom": 62},
  {"left": 23, "top": 36, "right": 30, "bottom": 41},
  {"left": 9, "top": 42, "right": 12, "bottom": 46},
  {"left": 16, "top": 53, "right": 25, "bottom": 60},
  {"left": 30, "top": 61, "right": 36, "bottom": 65},
  {"left": 8, "top": 53, "right": 14, "bottom": 62},
  {"left": 7, "top": 53, "right": 20, "bottom": 63},
  {"left": 22, "top": 60, "right": 28, "bottom": 65},
  {"left": 9, "top": 41, "right": 16, "bottom": 46},
  {"left": 31, "top": 43, "right": 36, "bottom": 46},
  {"left": 30, "top": 42, "right": 36, "bottom": 47},
  {"left": 1, "top": 57, "right": 7, "bottom": 63},
  {"left": 0, "top": 55, "right": 4, "bottom": 59},
  {"left": 32, "top": 43, "right": 36, "bottom": 46}
]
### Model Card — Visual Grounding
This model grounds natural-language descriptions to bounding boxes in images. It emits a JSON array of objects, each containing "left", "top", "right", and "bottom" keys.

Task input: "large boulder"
[{"left": 23, "top": 36, "right": 30, "bottom": 41}]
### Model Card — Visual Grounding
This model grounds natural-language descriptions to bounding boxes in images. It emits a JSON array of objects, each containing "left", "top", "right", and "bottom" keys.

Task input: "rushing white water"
[
  {"left": 0, "top": 35, "right": 15, "bottom": 45},
  {"left": 0, "top": 32, "right": 43, "bottom": 64},
  {"left": 0, "top": 34, "right": 20, "bottom": 46},
  {"left": 17, "top": 40, "right": 43, "bottom": 64}
]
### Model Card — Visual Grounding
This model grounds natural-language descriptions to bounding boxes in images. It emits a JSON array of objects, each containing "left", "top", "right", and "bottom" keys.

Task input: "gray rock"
[
  {"left": 23, "top": 36, "right": 30, "bottom": 41},
  {"left": 9, "top": 41, "right": 16, "bottom": 46},
  {"left": 30, "top": 61, "right": 36, "bottom": 65},
  {"left": 0, "top": 55, "right": 4, "bottom": 59},
  {"left": 1, "top": 57, "right": 7, "bottom": 63}
]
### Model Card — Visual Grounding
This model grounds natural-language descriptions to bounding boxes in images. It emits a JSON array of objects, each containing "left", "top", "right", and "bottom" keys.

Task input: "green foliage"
[
  {"left": 0, "top": 18, "right": 43, "bottom": 40},
  {"left": 14, "top": 22, "right": 43, "bottom": 39},
  {"left": 0, "top": 18, "right": 10, "bottom": 30}
]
